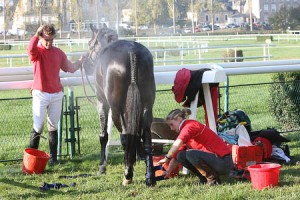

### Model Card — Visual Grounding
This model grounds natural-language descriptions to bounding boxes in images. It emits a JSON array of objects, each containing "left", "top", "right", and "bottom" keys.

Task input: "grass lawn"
[{"left": 1, "top": 134, "right": 300, "bottom": 200}]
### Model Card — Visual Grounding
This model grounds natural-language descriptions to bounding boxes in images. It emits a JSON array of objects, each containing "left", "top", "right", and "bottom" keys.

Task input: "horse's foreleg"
[
  {"left": 97, "top": 100, "right": 109, "bottom": 175},
  {"left": 143, "top": 109, "right": 156, "bottom": 187}
]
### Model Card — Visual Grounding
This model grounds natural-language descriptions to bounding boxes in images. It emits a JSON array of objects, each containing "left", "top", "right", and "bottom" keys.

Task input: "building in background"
[
  {"left": 233, "top": 0, "right": 300, "bottom": 23},
  {"left": 1, "top": 0, "right": 112, "bottom": 37},
  {"left": 2, "top": 0, "right": 300, "bottom": 38}
]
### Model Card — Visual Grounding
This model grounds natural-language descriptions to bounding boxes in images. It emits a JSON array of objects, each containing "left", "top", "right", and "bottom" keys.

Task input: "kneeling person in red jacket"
[{"left": 158, "top": 108, "right": 233, "bottom": 185}]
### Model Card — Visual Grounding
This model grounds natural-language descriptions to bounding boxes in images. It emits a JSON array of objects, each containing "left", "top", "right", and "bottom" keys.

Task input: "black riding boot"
[
  {"left": 29, "top": 129, "right": 41, "bottom": 149},
  {"left": 48, "top": 130, "right": 58, "bottom": 165}
]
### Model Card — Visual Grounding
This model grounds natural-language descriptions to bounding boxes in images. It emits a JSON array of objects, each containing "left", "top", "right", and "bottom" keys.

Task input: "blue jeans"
[{"left": 177, "top": 149, "right": 234, "bottom": 176}]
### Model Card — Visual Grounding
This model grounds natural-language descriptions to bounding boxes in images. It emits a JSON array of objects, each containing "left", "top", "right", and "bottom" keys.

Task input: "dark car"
[{"left": 227, "top": 23, "right": 239, "bottom": 28}]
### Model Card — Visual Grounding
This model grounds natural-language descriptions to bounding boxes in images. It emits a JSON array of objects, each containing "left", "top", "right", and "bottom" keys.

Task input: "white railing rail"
[
  {"left": 0, "top": 43, "right": 273, "bottom": 67},
  {"left": 2, "top": 33, "right": 300, "bottom": 47},
  {"left": 2, "top": 59, "right": 300, "bottom": 90}
]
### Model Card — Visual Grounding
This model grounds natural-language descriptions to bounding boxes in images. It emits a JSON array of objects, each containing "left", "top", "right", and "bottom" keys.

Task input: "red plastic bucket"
[
  {"left": 248, "top": 163, "right": 281, "bottom": 190},
  {"left": 22, "top": 148, "right": 50, "bottom": 174}
]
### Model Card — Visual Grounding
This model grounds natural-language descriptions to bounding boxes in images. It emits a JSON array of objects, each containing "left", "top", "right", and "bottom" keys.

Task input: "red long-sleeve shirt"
[
  {"left": 175, "top": 120, "right": 231, "bottom": 158},
  {"left": 27, "top": 36, "right": 77, "bottom": 93}
]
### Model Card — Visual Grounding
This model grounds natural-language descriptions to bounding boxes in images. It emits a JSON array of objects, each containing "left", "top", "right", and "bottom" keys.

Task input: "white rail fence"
[
  {"left": 0, "top": 43, "right": 272, "bottom": 67},
  {"left": 2, "top": 59, "right": 300, "bottom": 90},
  {"left": 2, "top": 33, "right": 300, "bottom": 49}
]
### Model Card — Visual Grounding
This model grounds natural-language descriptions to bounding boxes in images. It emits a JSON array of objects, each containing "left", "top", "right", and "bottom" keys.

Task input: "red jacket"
[
  {"left": 172, "top": 68, "right": 219, "bottom": 125},
  {"left": 175, "top": 120, "right": 231, "bottom": 158},
  {"left": 27, "top": 36, "right": 77, "bottom": 93}
]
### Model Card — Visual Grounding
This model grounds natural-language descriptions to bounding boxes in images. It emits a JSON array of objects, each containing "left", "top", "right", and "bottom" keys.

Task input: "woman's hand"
[
  {"left": 157, "top": 157, "right": 169, "bottom": 165},
  {"left": 163, "top": 158, "right": 179, "bottom": 179}
]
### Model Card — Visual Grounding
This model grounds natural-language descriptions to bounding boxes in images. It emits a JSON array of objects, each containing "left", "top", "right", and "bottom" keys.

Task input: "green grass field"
[{"left": 1, "top": 36, "right": 300, "bottom": 199}]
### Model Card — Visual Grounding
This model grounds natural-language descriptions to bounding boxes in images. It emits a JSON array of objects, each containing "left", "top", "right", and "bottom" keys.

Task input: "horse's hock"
[{"left": 224, "top": 49, "right": 244, "bottom": 62}]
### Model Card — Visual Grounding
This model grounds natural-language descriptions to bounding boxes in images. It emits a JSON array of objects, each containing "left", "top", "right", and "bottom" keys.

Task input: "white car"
[
  {"left": 201, "top": 25, "right": 211, "bottom": 31},
  {"left": 138, "top": 25, "right": 148, "bottom": 30},
  {"left": 184, "top": 28, "right": 192, "bottom": 33}
]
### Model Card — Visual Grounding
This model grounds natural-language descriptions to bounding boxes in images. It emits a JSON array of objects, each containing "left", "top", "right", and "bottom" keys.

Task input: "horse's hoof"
[
  {"left": 146, "top": 178, "right": 156, "bottom": 187},
  {"left": 122, "top": 178, "right": 133, "bottom": 186},
  {"left": 97, "top": 166, "right": 106, "bottom": 176},
  {"left": 97, "top": 170, "right": 106, "bottom": 176}
]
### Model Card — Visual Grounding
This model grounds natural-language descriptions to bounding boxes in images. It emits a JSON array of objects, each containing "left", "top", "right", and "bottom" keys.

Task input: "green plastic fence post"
[
  {"left": 68, "top": 86, "right": 76, "bottom": 158},
  {"left": 224, "top": 76, "right": 229, "bottom": 112}
]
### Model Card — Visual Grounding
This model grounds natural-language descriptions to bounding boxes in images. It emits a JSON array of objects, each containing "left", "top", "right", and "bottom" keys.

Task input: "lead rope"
[{"left": 80, "top": 65, "right": 97, "bottom": 105}]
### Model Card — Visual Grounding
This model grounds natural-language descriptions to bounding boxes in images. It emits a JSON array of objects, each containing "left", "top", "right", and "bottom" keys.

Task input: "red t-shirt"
[
  {"left": 175, "top": 120, "right": 231, "bottom": 158},
  {"left": 27, "top": 36, "right": 77, "bottom": 93}
]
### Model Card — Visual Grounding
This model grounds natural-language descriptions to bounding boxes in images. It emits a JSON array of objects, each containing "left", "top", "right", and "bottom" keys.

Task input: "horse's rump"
[
  {"left": 95, "top": 40, "right": 155, "bottom": 165},
  {"left": 96, "top": 40, "right": 155, "bottom": 109}
]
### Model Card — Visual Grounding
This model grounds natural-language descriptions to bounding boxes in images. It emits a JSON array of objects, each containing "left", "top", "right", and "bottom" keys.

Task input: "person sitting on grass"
[{"left": 158, "top": 108, "right": 233, "bottom": 185}]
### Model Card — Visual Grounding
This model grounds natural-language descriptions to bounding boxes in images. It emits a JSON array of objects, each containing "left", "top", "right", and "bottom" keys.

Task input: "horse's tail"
[{"left": 124, "top": 51, "right": 142, "bottom": 166}]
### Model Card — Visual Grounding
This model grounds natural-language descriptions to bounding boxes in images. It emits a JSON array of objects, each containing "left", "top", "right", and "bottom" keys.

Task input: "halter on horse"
[{"left": 83, "top": 24, "right": 156, "bottom": 186}]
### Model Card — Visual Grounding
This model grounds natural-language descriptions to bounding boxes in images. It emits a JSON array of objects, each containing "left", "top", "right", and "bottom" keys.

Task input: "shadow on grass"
[
  {"left": 0, "top": 178, "right": 37, "bottom": 191},
  {"left": 70, "top": 151, "right": 125, "bottom": 166},
  {"left": 0, "top": 177, "right": 65, "bottom": 195}
]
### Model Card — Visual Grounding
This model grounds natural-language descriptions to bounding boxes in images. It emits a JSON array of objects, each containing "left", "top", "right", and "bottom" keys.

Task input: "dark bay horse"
[{"left": 82, "top": 24, "right": 156, "bottom": 186}]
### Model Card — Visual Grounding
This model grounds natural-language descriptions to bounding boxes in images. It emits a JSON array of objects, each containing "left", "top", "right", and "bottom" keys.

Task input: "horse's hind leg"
[
  {"left": 111, "top": 109, "right": 135, "bottom": 186},
  {"left": 121, "top": 133, "right": 138, "bottom": 186},
  {"left": 143, "top": 108, "right": 156, "bottom": 186},
  {"left": 97, "top": 100, "right": 109, "bottom": 175}
]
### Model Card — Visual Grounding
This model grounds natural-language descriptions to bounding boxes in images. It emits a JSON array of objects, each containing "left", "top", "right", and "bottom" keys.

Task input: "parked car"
[
  {"left": 119, "top": 23, "right": 131, "bottom": 30},
  {"left": 227, "top": 23, "right": 239, "bottom": 28},
  {"left": 138, "top": 25, "right": 148, "bottom": 30},
  {"left": 218, "top": 24, "right": 228, "bottom": 29},
  {"left": 201, "top": 25, "right": 211, "bottom": 31},
  {"left": 194, "top": 27, "right": 201, "bottom": 32},
  {"left": 210, "top": 25, "right": 220, "bottom": 30},
  {"left": 184, "top": 28, "right": 192, "bottom": 33}
]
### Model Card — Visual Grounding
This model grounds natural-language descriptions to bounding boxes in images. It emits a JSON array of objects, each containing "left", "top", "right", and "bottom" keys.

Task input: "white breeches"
[{"left": 32, "top": 90, "right": 64, "bottom": 133}]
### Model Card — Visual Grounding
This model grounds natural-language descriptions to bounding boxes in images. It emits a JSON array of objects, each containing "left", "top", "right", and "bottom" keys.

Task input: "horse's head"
[{"left": 83, "top": 23, "right": 118, "bottom": 75}]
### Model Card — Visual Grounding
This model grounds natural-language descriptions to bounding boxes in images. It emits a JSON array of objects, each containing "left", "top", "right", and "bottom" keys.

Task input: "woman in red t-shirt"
[{"left": 158, "top": 108, "right": 233, "bottom": 185}]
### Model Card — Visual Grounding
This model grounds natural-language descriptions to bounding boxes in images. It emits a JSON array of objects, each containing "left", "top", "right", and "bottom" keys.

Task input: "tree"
[
  {"left": 35, "top": 0, "right": 47, "bottom": 26},
  {"left": 289, "top": 6, "right": 300, "bottom": 30},
  {"left": 70, "top": 0, "right": 84, "bottom": 38},
  {"left": 109, "top": 0, "right": 129, "bottom": 34},
  {"left": 176, "top": 0, "right": 189, "bottom": 20},
  {"left": 99, "top": 1, "right": 129, "bottom": 27},
  {"left": 202, "top": 0, "right": 223, "bottom": 31},
  {"left": 166, "top": 0, "right": 177, "bottom": 34},
  {"left": 2, "top": 0, "right": 15, "bottom": 41},
  {"left": 269, "top": 72, "right": 300, "bottom": 129},
  {"left": 147, "top": 0, "right": 163, "bottom": 35},
  {"left": 189, "top": 0, "right": 204, "bottom": 32},
  {"left": 128, "top": 0, "right": 152, "bottom": 35},
  {"left": 268, "top": 5, "right": 291, "bottom": 31}
]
